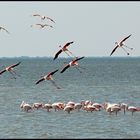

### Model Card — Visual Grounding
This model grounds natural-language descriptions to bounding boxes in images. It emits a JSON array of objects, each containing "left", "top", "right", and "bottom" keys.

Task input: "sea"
[{"left": 0, "top": 57, "right": 140, "bottom": 139}]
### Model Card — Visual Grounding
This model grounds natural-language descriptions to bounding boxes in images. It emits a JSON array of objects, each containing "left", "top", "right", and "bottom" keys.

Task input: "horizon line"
[{"left": 0, "top": 56, "right": 140, "bottom": 59}]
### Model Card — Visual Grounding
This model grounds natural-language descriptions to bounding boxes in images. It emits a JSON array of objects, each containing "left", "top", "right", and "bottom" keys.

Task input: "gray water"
[{"left": 0, "top": 57, "right": 140, "bottom": 138}]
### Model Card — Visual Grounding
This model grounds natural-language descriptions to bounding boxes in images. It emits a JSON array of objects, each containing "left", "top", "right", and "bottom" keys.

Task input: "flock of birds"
[
  {"left": 0, "top": 14, "right": 86, "bottom": 89},
  {"left": 0, "top": 13, "right": 136, "bottom": 115},
  {"left": 30, "top": 14, "right": 55, "bottom": 29},
  {"left": 20, "top": 100, "right": 140, "bottom": 116}
]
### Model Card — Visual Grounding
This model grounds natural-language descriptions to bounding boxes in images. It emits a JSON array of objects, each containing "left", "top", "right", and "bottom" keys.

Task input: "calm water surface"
[{"left": 0, "top": 57, "right": 140, "bottom": 138}]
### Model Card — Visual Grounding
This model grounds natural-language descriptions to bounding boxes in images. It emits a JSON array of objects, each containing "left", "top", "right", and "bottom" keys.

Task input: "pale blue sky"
[{"left": 0, "top": 1, "right": 140, "bottom": 57}]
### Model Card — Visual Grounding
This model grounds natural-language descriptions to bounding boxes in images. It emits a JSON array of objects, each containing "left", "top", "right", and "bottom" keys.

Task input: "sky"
[{"left": 0, "top": 1, "right": 140, "bottom": 57}]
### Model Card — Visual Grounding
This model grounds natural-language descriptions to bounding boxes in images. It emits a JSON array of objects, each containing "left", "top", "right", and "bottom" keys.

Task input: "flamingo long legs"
[
  {"left": 124, "top": 45, "right": 133, "bottom": 50},
  {"left": 9, "top": 71, "right": 16, "bottom": 79},
  {"left": 64, "top": 51, "right": 72, "bottom": 57},
  {"left": 75, "top": 66, "right": 82, "bottom": 73},
  {"left": 67, "top": 50, "right": 76, "bottom": 57},
  {"left": 50, "top": 80, "right": 61, "bottom": 89},
  {"left": 121, "top": 47, "right": 130, "bottom": 55},
  {"left": 59, "top": 45, "right": 76, "bottom": 58},
  {"left": 11, "top": 69, "right": 21, "bottom": 77}
]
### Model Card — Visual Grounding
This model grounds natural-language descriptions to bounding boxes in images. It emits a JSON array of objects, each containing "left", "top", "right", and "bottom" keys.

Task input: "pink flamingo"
[
  {"left": 127, "top": 106, "right": 140, "bottom": 116},
  {"left": 35, "top": 69, "right": 61, "bottom": 89},
  {"left": 20, "top": 101, "right": 33, "bottom": 112},
  {"left": 52, "top": 102, "right": 65, "bottom": 111},
  {"left": 43, "top": 103, "right": 53, "bottom": 112},
  {"left": 0, "top": 62, "right": 21, "bottom": 79},
  {"left": 64, "top": 105, "right": 74, "bottom": 114},
  {"left": 32, "top": 102, "right": 44, "bottom": 110},
  {"left": 60, "top": 56, "right": 85, "bottom": 73},
  {"left": 53, "top": 41, "right": 75, "bottom": 60},
  {"left": 110, "top": 34, "right": 133, "bottom": 56}
]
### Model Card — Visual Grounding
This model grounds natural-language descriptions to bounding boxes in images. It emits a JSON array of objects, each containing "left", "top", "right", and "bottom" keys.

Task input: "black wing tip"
[
  {"left": 78, "top": 56, "right": 85, "bottom": 59},
  {"left": 35, "top": 80, "right": 41, "bottom": 85},
  {"left": 60, "top": 69, "right": 65, "bottom": 73},
  {"left": 17, "top": 62, "right": 21, "bottom": 65},
  {"left": 54, "top": 69, "right": 59, "bottom": 73},
  {"left": 128, "top": 34, "right": 132, "bottom": 37}
]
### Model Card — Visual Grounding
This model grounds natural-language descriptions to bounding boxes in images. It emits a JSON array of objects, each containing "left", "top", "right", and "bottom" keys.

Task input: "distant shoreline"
[{"left": 0, "top": 56, "right": 140, "bottom": 59}]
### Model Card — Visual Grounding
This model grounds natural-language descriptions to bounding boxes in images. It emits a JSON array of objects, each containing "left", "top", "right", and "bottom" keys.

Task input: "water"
[{"left": 0, "top": 57, "right": 140, "bottom": 138}]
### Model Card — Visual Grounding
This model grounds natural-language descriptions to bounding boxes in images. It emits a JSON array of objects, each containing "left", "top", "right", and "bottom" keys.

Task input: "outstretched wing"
[
  {"left": 63, "top": 41, "right": 74, "bottom": 48},
  {"left": 46, "top": 17, "right": 55, "bottom": 23},
  {"left": 120, "top": 34, "right": 132, "bottom": 43},
  {"left": 0, "top": 69, "right": 6, "bottom": 75},
  {"left": 44, "top": 24, "right": 53, "bottom": 28},
  {"left": 50, "top": 80, "right": 61, "bottom": 89},
  {"left": 33, "top": 14, "right": 41, "bottom": 17},
  {"left": 10, "top": 62, "right": 21, "bottom": 68},
  {"left": 35, "top": 78, "right": 45, "bottom": 85},
  {"left": 75, "top": 56, "right": 85, "bottom": 62},
  {"left": 36, "top": 23, "right": 42, "bottom": 26},
  {"left": 53, "top": 49, "right": 62, "bottom": 60},
  {"left": 48, "top": 69, "right": 59, "bottom": 76},
  {"left": 110, "top": 45, "right": 119, "bottom": 56},
  {"left": 2, "top": 28, "right": 10, "bottom": 34},
  {"left": 60, "top": 64, "right": 70, "bottom": 73}
]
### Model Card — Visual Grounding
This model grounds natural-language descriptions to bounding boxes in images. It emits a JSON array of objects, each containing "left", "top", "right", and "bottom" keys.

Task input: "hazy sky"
[{"left": 0, "top": 1, "right": 140, "bottom": 57}]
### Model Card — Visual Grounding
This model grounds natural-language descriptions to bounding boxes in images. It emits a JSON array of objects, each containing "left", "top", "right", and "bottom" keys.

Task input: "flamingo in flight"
[
  {"left": 0, "top": 62, "right": 21, "bottom": 79},
  {"left": 0, "top": 26, "right": 10, "bottom": 34},
  {"left": 60, "top": 56, "right": 85, "bottom": 73},
  {"left": 110, "top": 34, "right": 133, "bottom": 56},
  {"left": 32, "top": 14, "right": 55, "bottom": 23},
  {"left": 35, "top": 69, "right": 61, "bottom": 89},
  {"left": 53, "top": 41, "right": 76, "bottom": 60},
  {"left": 31, "top": 23, "right": 53, "bottom": 29}
]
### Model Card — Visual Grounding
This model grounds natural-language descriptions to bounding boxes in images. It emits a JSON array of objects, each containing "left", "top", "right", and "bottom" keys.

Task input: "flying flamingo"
[
  {"left": 53, "top": 41, "right": 76, "bottom": 60},
  {"left": 110, "top": 34, "right": 133, "bottom": 56},
  {"left": 0, "top": 26, "right": 10, "bottom": 34},
  {"left": 32, "top": 14, "right": 55, "bottom": 23},
  {"left": 0, "top": 62, "right": 21, "bottom": 79},
  {"left": 60, "top": 56, "right": 85, "bottom": 73},
  {"left": 35, "top": 69, "right": 61, "bottom": 89},
  {"left": 31, "top": 23, "right": 53, "bottom": 29}
]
